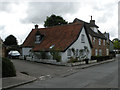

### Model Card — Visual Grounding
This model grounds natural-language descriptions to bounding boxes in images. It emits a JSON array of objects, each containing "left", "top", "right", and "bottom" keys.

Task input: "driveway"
[{"left": 11, "top": 59, "right": 73, "bottom": 78}]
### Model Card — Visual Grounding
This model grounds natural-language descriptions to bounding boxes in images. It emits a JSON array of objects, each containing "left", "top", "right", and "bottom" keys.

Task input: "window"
[
  {"left": 76, "top": 49, "right": 79, "bottom": 57},
  {"left": 35, "top": 35, "right": 41, "bottom": 43},
  {"left": 93, "top": 37, "right": 96, "bottom": 44},
  {"left": 81, "top": 34, "right": 85, "bottom": 43},
  {"left": 99, "top": 39, "right": 101, "bottom": 45},
  {"left": 67, "top": 49, "right": 71, "bottom": 56},
  {"left": 95, "top": 49, "right": 98, "bottom": 56},
  {"left": 106, "top": 49, "right": 109, "bottom": 55},
  {"left": 49, "top": 45, "right": 55, "bottom": 49},
  {"left": 103, "top": 40, "right": 105, "bottom": 45},
  {"left": 99, "top": 49, "right": 102, "bottom": 56}
]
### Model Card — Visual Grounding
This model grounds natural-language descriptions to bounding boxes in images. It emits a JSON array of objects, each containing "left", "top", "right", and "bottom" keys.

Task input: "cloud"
[
  {"left": 0, "top": 2, "right": 21, "bottom": 13},
  {"left": 0, "top": 0, "right": 118, "bottom": 44},
  {"left": 21, "top": 2, "right": 80, "bottom": 24},
  {"left": 0, "top": 25, "right": 5, "bottom": 30},
  {"left": 93, "top": 2, "right": 117, "bottom": 23}
]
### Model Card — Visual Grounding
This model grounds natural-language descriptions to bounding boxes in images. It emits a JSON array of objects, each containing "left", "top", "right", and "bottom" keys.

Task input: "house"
[
  {"left": 104, "top": 32, "right": 114, "bottom": 53},
  {"left": 22, "top": 22, "right": 92, "bottom": 62},
  {"left": 0, "top": 37, "right": 5, "bottom": 57},
  {"left": 73, "top": 16, "right": 109, "bottom": 57}
]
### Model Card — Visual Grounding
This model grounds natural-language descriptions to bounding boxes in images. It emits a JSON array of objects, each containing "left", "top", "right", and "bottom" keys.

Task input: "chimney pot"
[
  {"left": 35, "top": 24, "right": 38, "bottom": 29},
  {"left": 91, "top": 16, "right": 92, "bottom": 20},
  {"left": 90, "top": 16, "right": 95, "bottom": 25}
]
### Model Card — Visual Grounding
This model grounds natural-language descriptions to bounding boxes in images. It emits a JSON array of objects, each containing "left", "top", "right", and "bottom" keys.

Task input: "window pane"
[
  {"left": 67, "top": 49, "right": 71, "bottom": 56},
  {"left": 95, "top": 49, "right": 98, "bottom": 56},
  {"left": 81, "top": 34, "right": 85, "bottom": 43}
]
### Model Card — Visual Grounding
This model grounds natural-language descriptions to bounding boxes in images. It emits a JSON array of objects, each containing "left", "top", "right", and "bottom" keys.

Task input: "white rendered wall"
[
  {"left": 22, "top": 47, "right": 32, "bottom": 56},
  {"left": 61, "top": 27, "right": 92, "bottom": 62}
]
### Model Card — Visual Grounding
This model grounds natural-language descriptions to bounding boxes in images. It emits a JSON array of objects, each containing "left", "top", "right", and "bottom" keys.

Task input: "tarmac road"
[{"left": 15, "top": 55, "right": 119, "bottom": 88}]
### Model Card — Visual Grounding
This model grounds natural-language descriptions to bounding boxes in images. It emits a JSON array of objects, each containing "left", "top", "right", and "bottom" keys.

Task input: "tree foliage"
[
  {"left": 44, "top": 14, "right": 68, "bottom": 27},
  {"left": 113, "top": 38, "right": 120, "bottom": 50},
  {"left": 4, "top": 35, "right": 18, "bottom": 46},
  {"left": 2, "top": 57, "right": 16, "bottom": 77}
]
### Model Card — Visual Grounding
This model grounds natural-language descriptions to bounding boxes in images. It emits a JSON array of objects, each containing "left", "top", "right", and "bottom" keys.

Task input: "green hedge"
[
  {"left": 2, "top": 57, "right": 16, "bottom": 77},
  {"left": 91, "top": 56, "right": 112, "bottom": 62}
]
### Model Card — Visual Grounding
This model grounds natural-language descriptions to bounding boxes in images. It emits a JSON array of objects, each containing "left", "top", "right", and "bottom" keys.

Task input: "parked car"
[{"left": 8, "top": 51, "right": 20, "bottom": 59}]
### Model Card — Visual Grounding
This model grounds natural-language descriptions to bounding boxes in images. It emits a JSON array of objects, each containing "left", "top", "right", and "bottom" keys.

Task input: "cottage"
[
  {"left": 73, "top": 16, "right": 109, "bottom": 57},
  {"left": 22, "top": 22, "right": 92, "bottom": 62}
]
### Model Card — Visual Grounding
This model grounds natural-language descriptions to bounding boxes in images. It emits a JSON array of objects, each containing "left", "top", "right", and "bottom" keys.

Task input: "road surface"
[{"left": 14, "top": 55, "right": 119, "bottom": 88}]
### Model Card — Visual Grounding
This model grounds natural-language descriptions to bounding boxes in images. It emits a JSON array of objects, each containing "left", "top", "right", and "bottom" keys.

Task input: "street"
[
  {"left": 11, "top": 59, "right": 73, "bottom": 78},
  {"left": 10, "top": 55, "right": 119, "bottom": 88}
]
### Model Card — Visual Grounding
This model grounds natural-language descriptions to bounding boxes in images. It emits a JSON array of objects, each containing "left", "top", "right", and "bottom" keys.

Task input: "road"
[
  {"left": 11, "top": 59, "right": 73, "bottom": 78},
  {"left": 13, "top": 55, "right": 119, "bottom": 88}
]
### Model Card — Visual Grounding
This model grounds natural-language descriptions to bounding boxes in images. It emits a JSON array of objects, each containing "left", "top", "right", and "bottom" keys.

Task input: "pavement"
[
  {"left": 2, "top": 72, "right": 37, "bottom": 89},
  {"left": 2, "top": 58, "right": 116, "bottom": 89}
]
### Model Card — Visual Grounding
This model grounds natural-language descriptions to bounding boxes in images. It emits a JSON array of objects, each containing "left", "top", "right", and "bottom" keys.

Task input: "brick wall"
[{"left": 91, "top": 36, "right": 109, "bottom": 56}]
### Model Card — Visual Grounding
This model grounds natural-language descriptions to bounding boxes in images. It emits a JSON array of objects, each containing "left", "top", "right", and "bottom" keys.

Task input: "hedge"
[
  {"left": 2, "top": 57, "right": 16, "bottom": 77},
  {"left": 91, "top": 56, "right": 113, "bottom": 62}
]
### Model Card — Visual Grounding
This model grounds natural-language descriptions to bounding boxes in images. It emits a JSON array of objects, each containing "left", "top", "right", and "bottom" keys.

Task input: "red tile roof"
[{"left": 22, "top": 23, "right": 84, "bottom": 52}]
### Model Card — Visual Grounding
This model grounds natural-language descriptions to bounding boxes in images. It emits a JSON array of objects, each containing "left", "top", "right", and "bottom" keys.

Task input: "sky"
[{"left": 0, "top": 0, "right": 119, "bottom": 45}]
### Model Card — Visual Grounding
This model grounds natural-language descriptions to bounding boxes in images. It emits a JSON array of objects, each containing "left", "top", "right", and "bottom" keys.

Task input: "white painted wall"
[
  {"left": 90, "top": 27, "right": 98, "bottom": 33},
  {"left": 61, "top": 27, "right": 92, "bottom": 62},
  {"left": 22, "top": 47, "right": 32, "bottom": 56}
]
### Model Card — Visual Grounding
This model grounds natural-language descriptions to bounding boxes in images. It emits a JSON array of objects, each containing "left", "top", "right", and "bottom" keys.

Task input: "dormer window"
[
  {"left": 35, "top": 35, "right": 41, "bottom": 44},
  {"left": 35, "top": 30, "right": 44, "bottom": 44},
  {"left": 49, "top": 44, "right": 55, "bottom": 49}
]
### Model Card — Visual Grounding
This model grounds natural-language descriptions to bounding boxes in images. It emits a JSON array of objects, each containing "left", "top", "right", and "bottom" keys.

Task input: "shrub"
[
  {"left": 50, "top": 48, "right": 61, "bottom": 62},
  {"left": 109, "top": 51, "right": 116, "bottom": 57},
  {"left": 2, "top": 57, "right": 16, "bottom": 77},
  {"left": 40, "top": 51, "right": 49, "bottom": 59},
  {"left": 91, "top": 56, "right": 112, "bottom": 62}
]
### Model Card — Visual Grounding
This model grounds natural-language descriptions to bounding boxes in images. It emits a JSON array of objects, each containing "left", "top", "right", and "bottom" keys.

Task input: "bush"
[
  {"left": 54, "top": 54, "right": 61, "bottom": 62},
  {"left": 40, "top": 51, "right": 49, "bottom": 59},
  {"left": 50, "top": 49, "right": 61, "bottom": 62},
  {"left": 109, "top": 51, "right": 116, "bottom": 57},
  {"left": 2, "top": 57, "right": 16, "bottom": 77}
]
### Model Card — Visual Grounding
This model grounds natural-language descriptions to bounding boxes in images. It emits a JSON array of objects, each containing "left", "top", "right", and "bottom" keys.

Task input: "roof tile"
[{"left": 22, "top": 23, "right": 84, "bottom": 51}]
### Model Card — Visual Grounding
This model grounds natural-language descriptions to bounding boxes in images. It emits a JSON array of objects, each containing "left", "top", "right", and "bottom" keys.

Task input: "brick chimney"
[
  {"left": 90, "top": 16, "right": 95, "bottom": 25},
  {"left": 35, "top": 24, "right": 38, "bottom": 29}
]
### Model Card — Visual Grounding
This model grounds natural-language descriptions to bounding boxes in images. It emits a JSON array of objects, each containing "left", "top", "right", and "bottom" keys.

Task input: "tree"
[
  {"left": 44, "top": 14, "right": 68, "bottom": 27},
  {"left": 113, "top": 38, "right": 120, "bottom": 50},
  {"left": 4, "top": 35, "right": 18, "bottom": 46},
  {"left": 2, "top": 57, "right": 16, "bottom": 77}
]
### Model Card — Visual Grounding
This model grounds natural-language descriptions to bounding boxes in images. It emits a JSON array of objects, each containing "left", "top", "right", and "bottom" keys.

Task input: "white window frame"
[
  {"left": 106, "top": 49, "right": 109, "bottom": 56},
  {"left": 95, "top": 49, "right": 98, "bottom": 56},
  {"left": 35, "top": 35, "right": 41, "bottom": 43},
  {"left": 103, "top": 40, "right": 105, "bottom": 45},
  {"left": 99, "top": 49, "right": 102, "bottom": 56},
  {"left": 99, "top": 39, "right": 101, "bottom": 45}
]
